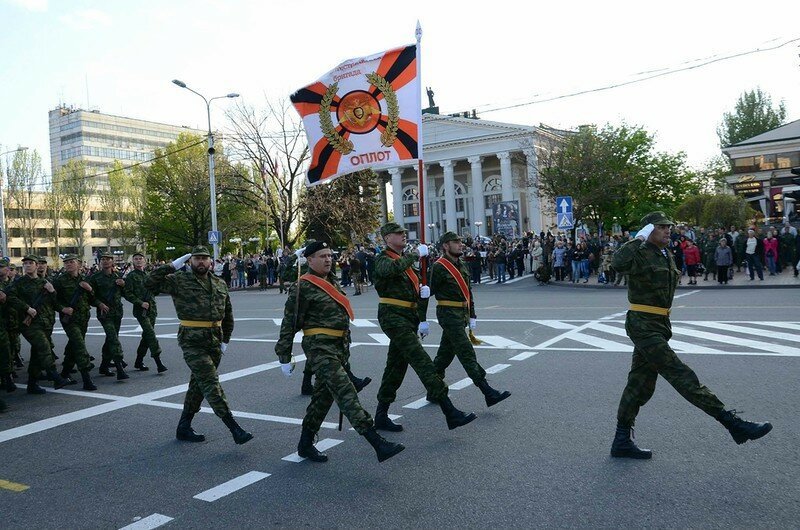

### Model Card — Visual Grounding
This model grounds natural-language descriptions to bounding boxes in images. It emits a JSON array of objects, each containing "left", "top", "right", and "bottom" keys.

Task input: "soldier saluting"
[
  {"left": 373, "top": 222, "right": 476, "bottom": 432},
  {"left": 276, "top": 240, "right": 403, "bottom": 463},
  {"left": 146, "top": 246, "right": 252, "bottom": 445},
  {"left": 125, "top": 252, "right": 167, "bottom": 373},
  {"left": 610, "top": 212, "right": 772, "bottom": 459},
  {"left": 430, "top": 232, "right": 511, "bottom": 407}
]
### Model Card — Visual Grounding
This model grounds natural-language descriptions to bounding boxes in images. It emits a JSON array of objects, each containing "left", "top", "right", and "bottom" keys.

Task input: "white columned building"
[{"left": 380, "top": 114, "right": 563, "bottom": 240}]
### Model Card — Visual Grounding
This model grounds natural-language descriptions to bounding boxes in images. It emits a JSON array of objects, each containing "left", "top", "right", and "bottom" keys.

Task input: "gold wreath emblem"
[
  {"left": 366, "top": 72, "right": 399, "bottom": 148},
  {"left": 319, "top": 82, "right": 354, "bottom": 155}
]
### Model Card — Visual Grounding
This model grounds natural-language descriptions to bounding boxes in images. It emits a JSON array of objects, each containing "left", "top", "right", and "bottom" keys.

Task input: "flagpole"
[{"left": 415, "top": 21, "right": 428, "bottom": 285}]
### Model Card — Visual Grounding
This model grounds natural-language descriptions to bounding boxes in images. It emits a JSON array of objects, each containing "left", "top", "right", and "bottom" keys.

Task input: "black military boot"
[
  {"left": 80, "top": 369, "right": 97, "bottom": 391},
  {"left": 610, "top": 425, "right": 652, "bottom": 459},
  {"left": 475, "top": 379, "right": 511, "bottom": 407},
  {"left": 374, "top": 402, "right": 403, "bottom": 432},
  {"left": 362, "top": 427, "right": 405, "bottom": 462},
  {"left": 26, "top": 376, "right": 46, "bottom": 394},
  {"left": 98, "top": 360, "right": 115, "bottom": 376},
  {"left": 301, "top": 371, "right": 314, "bottom": 396},
  {"left": 175, "top": 411, "right": 205, "bottom": 442},
  {"left": 347, "top": 371, "right": 372, "bottom": 393},
  {"left": 221, "top": 413, "right": 253, "bottom": 445},
  {"left": 47, "top": 369, "right": 71, "bottom": 390},
  {"left": 438, "top": 396, "right": 477, "bottom": 430},
  {"left": 59, "top": 369, "right": 78, "bottom": 386},
  {"left": 114, "top": 360, "right": 129, "bottom": 381},
  {"left": 2, "top": 373, "right": 16, "bottom": 393},
  {"left": 154, "top": 356, "right": 168, "bottom": 373},
  {"left": 297, "top": 427, "right": 328, "bottom": 462},
  {"left": 716, "top": 410, "right": 772, "bottom": 445},
  {"left": 133, "top": 352, "right": 150, "bottom": 371}
]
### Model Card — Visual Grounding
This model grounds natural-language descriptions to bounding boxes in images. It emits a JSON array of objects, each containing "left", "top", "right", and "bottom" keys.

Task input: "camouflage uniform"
[
  {"left": 275, "top": 269, "right": 373, "bottom": 435},
  {"left": 146, "top": 256, "right": 234, "bottom": 418},
  {"left": 52, "top": 270, "right": 95, "bottom": 373},
  {"left": 611, "top": 222, "right": 725, "bottom": 428},
  {"left": 0, "top": 263, "right": 13, "bottom": 382},
  {"left": 89, "top": 268, "right": 131, "bottom": 365},
  {"left": 373, "top": 249, "right": 447, "bottom": 404},
  {"left": 124, "top": 268, "right": 162, "bottom": 361},
  {"left": 703, "top": 236, "right": 718, "bottom": 281},
  {"left": 4, "top": 269, "right": 21, "bottom": 368},
  {"left": 4, "top": 272, "right": 58, "bottom": 380}
]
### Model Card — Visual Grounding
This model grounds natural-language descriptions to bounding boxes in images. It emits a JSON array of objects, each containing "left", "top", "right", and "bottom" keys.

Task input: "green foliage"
[
  {"left": 700, "top": 194, "right": 749, "bottom": 229},
  {"left": 675, "top": 194, "right": 714, "bottom": 227},
  {"left": 717, "top": 88, "right": 786, "bottom": 148}
]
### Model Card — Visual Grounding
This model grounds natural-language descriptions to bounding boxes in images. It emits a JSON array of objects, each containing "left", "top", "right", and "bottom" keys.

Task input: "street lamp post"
[
  {"left": 172, "top": 80, "right": 239, "bottom": 261},
  {"left": 0, "top": 146, "right": 29, "bottom": 257},
  {"left": 474, "top": 221, "right": 483, "bottom": 238},
  {"left": 427, "top": 223, "right": 436, "bottom": 243}
]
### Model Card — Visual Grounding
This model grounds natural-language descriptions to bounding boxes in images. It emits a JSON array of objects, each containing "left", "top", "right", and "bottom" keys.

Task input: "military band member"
[
  {"left": 276, "top": 241, "right": 403, "bottom": 463},
  {"left": 146, "top": 246, "right": 252, "bottom": 445},
  {"left": 430, "top": 232, "right": 511, "bottom": 407},
  {"left": 52, "top": 254, "right": 97, "bottom": 391},
  {"left": 125, "top": 252, "right": 167, "bottom": 373},
  {"left": 89, "top": 252, "right": 132, "bottom": 380},
  {"left": 373, "top": 222, "right": 476, "bottom": 431},
  {"left": 610, "top": 212, "right": 772, "bottom": 459},
  {"left": 5, "top": 255, "right": 71, "bottom": 393}
]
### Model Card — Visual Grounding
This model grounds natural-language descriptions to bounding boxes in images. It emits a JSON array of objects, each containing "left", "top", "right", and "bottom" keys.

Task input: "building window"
[
  {"left": 484, "top": 176, "right": 502, "bottom": 209},
  {"left": 10, "top": 248, "right": 22, "bottom": 257},
  {"left": 91, "top": 229, "right": 109, "bottom": 238},
  {"left": 401, "top": 186, "right": 419, "bottom": 218}
]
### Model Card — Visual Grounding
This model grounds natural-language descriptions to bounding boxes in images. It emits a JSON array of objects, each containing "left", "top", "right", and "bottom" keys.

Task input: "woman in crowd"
[
  {"left": 715, "top": 237, "right": 733, "bottom": 285},
  {"left": 683, "top": 239, "right": 701, "bottom": 285}
]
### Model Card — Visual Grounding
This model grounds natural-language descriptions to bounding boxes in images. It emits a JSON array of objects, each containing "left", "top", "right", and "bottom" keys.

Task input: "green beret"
[
  {"left": 380, "top": 222, "right": 406, "bottom": 237},
  {"left": 22, "top": 255, "right": 38, "bottom": 263},
  {"left": 439, "top": 231, "right": 461, "bottom": 245},
  {"left": 640, "top": 211, "right": 674, "bottom": 227},
  {"left": 304, "top": 241, "right": 330, "bottom": 257},
  {"left": 191, "top": 245, "right": 211, "bottom": 257},
  {"left": 62, "top": 253, "right": 80, "bottom": 262},
  {"left": 99, "top": 252, "right": 115, "bottom": 259},
  {"left": 0, "top": 257, "right": 9, "bottom": 267}
]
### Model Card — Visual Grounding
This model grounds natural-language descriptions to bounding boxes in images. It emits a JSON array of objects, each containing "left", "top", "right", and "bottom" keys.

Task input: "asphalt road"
[{"left": 1, "top": 276, "right": 798, "bottom": 529}]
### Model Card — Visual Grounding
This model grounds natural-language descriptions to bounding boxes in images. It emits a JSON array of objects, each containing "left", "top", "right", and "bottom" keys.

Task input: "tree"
[
  {"left": 97, "top": 162, "right": 139, "bottom": 252},
  {"left": 299, "top": 169, "right": 382, "bottom": 246},
  {"left": 701, "top": 194, "right": 749, "bottom": 229},
  {"left": 226, "top": 99, "right": 308, "bottom": 248},
  {"left": 675, "top": 194, "right": 713, "bottom": 227},
  {"left": 717, "top": 88, "right": 787, "bottom": 148},
  {"left": 43, "top": 175, "right": 67, "bottom": 264},
  {"left": 57, "top": 160, "right": 97, "bottom": 258},
  {"left": 5, "top": 149, "right": 44, "bottom": 253}
]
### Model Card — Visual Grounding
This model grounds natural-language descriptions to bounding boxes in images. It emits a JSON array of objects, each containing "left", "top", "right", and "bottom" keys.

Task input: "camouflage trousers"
[
  {"left": 617, "top": 314, "right": 725, "bottom": 427},
  {"left": 302, "top": 334, "right": 373, "bottom": 435},
  {"left": 377, "top": 325, "right": 449, "bottom": 404},
  {"left": 20, "top": 325, "right": 56, "bottom": 377},
  {"left": 133, "top": 307, "right": 161, "bottom": 359},
  {"left": 433, "top": 313, "right": 487, "bottom": 384},
  {"left": 0, "top": 325, "right": 11, "bottom": 375},
  {"left": 60, "top": 315, "right": 93, "bottom": 372},
  {"left": 9, "top": 330, "right": 20, "bottom": 361},
  {"left": 179, "top": 327, "right": 230, "bottom": 418},
  {"left": 99, "top": 311, "right": 123, "bottom": 362}
]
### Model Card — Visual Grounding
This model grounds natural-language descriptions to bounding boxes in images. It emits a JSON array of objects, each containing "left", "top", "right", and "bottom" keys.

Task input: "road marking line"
[
  {"left": 477, "top": 336, "right": 532, "bottom": 349},
  {"left": 282, "top": 438, "right": 344, "bottom": 462},
  {"left": 509, "top": 351, "right": 538, "bottom": 361},
  {"left": 449, "top": 377, "right": 473, "bottom": 390},
  {"left": 588, "top": 322, "right": 726, "bottom": 354},
  {"left": 0, "top": 479, "right": 29, "bottom": 492},
  {"left": 757, "top": 321, "right": 800, "bottom": 332},
  {"left": 193, "top": 471, "right": 271, "bottom": 502},
  {"left": 368, "top": 333, "right": 391, "bottom": 345},
  {"left": 0, "top": 401, "right": 132, "bottom": 444},
  {"left": 485, "top": 363, "right": 511, "bottom": 374},
  {"left": 404, "top": 377, "right": 475, "bottom": 409},
  {"left": 119, "top": 514, "right": 174, "bottom": 530},
  {"left": 403, "top": 397, "right": 431, "bottom": 409},
  {"left": 689, "top": 321, "right": 800, "bottom": 344},
  {"left": 674, "top": 289, "right": 701, "bottom": 299},
  {"left": 670, "top": 325, "right": 800, "bottom": 355},
  {"left": 351, "top": 319, "right": 379, "bottom": 327}
]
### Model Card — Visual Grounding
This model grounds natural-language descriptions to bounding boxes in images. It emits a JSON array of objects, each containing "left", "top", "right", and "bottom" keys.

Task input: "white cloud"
[
  {"left": 7, "top": 0, "right": 47, "bottom": 11},
  {"left": 59, "top": 8, "right": 112, "bottom": 30}
]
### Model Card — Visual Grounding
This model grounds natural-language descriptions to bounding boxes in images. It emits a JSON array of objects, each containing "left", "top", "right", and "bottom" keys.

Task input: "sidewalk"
[{"left": 549, "top": 268, "right": 800, "bottom": 290}]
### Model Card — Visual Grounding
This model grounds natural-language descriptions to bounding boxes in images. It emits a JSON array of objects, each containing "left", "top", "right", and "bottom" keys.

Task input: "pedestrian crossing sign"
[
  {"left": 557, "top": 213, "right": 574, "bottom": 229},
  {"left": 208, "top": 231, "right": 221, "bottom": 244}
]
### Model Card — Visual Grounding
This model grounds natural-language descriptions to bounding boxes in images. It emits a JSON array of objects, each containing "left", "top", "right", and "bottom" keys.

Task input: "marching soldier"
[
  {"left": 276, "top": 241, "right": 403, "bottom": 463},
  {"left": 6, "top": 263, "right": 23, "bottom": 370},
  {"left": 373, "top": 222, "right": 476, "bottom": 432},
  {"left": 89, "top": 252, "right": 130, "bottom": 380},
  {"left": 0, "top": 258, "right": 16, "bottom": 392},
  {"left": 146, "top": 246, "right": 252, "bottom": 445},
  {"left": 430, "top": 232, "right": 511, "bottom": 407},
  {"left": 36, "top": 257, "right": 58, "bottom": 363},
  {"left": 125, "top": 252, "right": 167, "bottom": 373},
  {"left": 610, "top": 212, "right": 772, "bottom": 459},
  {"left": 4, "top": 255, "right": 71, "bottom": 393},
  {"left": 52, "top": 254, "right": 97, "bottom": 391}
]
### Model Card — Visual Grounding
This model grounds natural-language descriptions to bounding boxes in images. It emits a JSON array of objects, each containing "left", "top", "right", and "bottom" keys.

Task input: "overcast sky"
[{"left": 2, "top": 0, "right": 799, "bottom": 175}]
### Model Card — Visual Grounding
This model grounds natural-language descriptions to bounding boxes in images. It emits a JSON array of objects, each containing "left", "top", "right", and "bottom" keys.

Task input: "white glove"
[
  {"left": 419, "top": 285, "right": 430, "bottom": 299},
  {"left": 469, "top": 318, "right": 477, "bottom": 330},
  {"left": 220, "top": 342, "right": 228, "bottom": 353},
  {"left": 171, "top": 253, "right": 192, "bottom": 269},
  {"left": 418, "top": 321, "right": 429, "bottom": 339},
  {"left": 281, "top": 362, "right": 295, "bottom": 378},
  {"left": 294, "top": 248, "right": 305, "bottom": 259},
  {"left": 636, "top": 224, "right": 655, "bottom": 241},
  {"left": 417, "top": 244, "right": 429, "bottom": 257}
]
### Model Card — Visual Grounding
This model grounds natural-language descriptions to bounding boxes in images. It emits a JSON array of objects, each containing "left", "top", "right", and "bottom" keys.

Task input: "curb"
[{"left": 545, "top": 280, "right": 800, "bottom": 290}]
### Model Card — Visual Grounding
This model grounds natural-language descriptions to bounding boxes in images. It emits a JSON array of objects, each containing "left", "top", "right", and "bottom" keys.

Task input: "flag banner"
[{"left": 291, "top": 44, "right": 420, "bottom": 186}]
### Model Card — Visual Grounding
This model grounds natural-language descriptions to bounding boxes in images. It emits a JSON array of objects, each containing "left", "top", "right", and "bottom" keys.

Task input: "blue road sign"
[
  {"left": 555, "top": 196, "right": 573, "bottom": 215},
  {"left": 207, "top": 230, "right": 221, "bottom": 244},
  {"left": 557, "top": 212, "right": 574, "bottom": 229}
]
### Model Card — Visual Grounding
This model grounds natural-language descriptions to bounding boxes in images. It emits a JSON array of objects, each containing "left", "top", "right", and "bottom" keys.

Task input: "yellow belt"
[
  {"left": 379, "top": 297, "right": 417, "bottom": 309},
  {"left": 303, "top": 327, "right": 346, "bottom": 337},
  {"left": 629, "top": 304, "right": 671, "bottom": 316},
  {"left": 438, "top": 300, "right": 468, "bottom": 308},
  {"left": 179, "top": 320, "right": 222, "bottom": 328}
]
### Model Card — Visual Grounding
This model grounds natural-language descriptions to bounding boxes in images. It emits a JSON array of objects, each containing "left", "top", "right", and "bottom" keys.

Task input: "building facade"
[
  {"left": 722, "top": 118, "right": 800, "bottom": 222},
  {"left": 48, "top": 105, "right": 205, "bottom": 180},
  {"left": 378, "top": 114, "right": 563, "bottom": 241}
]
